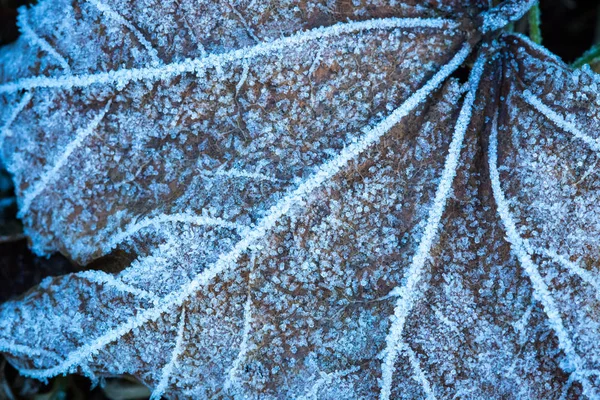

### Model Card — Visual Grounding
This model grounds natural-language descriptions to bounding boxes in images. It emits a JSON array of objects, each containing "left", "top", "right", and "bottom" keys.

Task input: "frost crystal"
[{"left": 0, "top": 0, "right": 599, "bottom": 399}]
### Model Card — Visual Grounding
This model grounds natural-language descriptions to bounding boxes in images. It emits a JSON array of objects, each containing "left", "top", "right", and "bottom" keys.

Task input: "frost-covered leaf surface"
[{"left": 0, "top": 0, "right": 599, "bottom": 399}]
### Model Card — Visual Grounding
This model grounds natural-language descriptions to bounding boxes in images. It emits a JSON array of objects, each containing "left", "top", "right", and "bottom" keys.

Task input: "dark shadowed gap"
[
  {"left": 449, "top": 64, "right": 471, "bottom": 83},
  {"left": 539, "top": 0, "right": 599, "bottom": 63},
  {"left": 0, "top": 0, "right": 36, "bottom": 46},
  {"left": 0, "top": 240, "right": 76, "bottom": 303}
]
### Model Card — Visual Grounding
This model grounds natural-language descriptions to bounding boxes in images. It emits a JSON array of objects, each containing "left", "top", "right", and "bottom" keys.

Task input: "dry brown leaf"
[{"left": 0, "top": 0, "right": 599, "bottom": 398}]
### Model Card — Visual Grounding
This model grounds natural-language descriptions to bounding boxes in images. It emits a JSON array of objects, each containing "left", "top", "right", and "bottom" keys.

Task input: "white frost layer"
[
  {"left": 18, "top": 101, "right": 112, "bottom": 216},
  {"left": 0, "top": 17, "right": 458, "bottom": 94},
  {"left": 378, "top": 51, "right": 486, "bottom": 400},
  {"left": 522, "top": 90, "right": 600, "bottom": 153},
  {"left": 13, "top": 43, "right": 472, "bottom": 380},
  {"left": 488, "top": 112, "right": 597, "bottom": 398}
]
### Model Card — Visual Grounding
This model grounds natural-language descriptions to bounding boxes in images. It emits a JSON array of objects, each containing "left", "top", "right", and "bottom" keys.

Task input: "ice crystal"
[{"left": 0, "top": 0, "right": 599, "bottom": 399}]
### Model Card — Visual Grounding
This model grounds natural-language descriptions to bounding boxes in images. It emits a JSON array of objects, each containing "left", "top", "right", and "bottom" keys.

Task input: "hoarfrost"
[{"left": 0, "top": 0, "right": 599, "bottom": 399}]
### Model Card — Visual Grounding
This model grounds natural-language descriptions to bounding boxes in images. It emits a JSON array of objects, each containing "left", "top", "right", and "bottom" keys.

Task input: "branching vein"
[
  {"left": 529, "top": 246, "right": 600, "bottom": 299},
  {"left": 19, "top": 100, "right": 112, "bottom": 216},
  {"left": 150, "top": 306, "right": 187, "bottom": 400},
  {"left": 102, "top": 212, "right": 245, "bottom": 255},
  {"left": 488, "top": 112, "right": 597, "bottom": 398},
  {"left": 13, "top": 44, "right": 471, "bottom": 380},
  {"left": 402, "top": 342, "right": 436, "bottom": 400},
  {"left": 84, "top": 0, "right": 162, "bottom": 66},
  {"left": 379, "top": 51, "right": 486, "bottom": 400},
  {"left": 227, "top": 4, "right": 260, "bottom": 43},
  {"left": 223, "top": 292, "right": 253, "bottom": 392},
  {"left": 77, "top": 270, "right": 158, "bottom": 302},
  {"left": 17, "top": 9, "right": 71, "bottom": 72},
  {"left": 522, "top": 90, "right": 600, "bottom": 153},
  {"left": 0, "top": 17, "right": 458, "bottom": 94}
]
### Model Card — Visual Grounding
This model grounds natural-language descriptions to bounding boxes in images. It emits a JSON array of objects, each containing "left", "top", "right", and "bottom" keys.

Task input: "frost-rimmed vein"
[
  {"left": 0, "top": 342, "right": 62, "bottom": 363},
  {"left": 509, "top": 33, "right": 564, "bottom": 65},
  {"left": 378, "top": 52, "right": 486, "bottom": 400},
  {"left": 402, "top": 343, "right": 436, "bottom": 400},
  {"left": 529, "top": 247, "right": 600, "bottom": 299},
  {"left": 12, "top": 44, "right": 471, "bottom": 380},
  {"left": 223, "top": 292, "right": 253, "bottom": 392},
  {"left": 0, "top": 17, "right": 458, "bottom": 94},
  {"left": 488, "top": 112, "right": 597, "bottom": 397},
  {"left": 513, "top": 302, "right": 535, "bottom": 344},
  {"left": 84, "top": 0, "right": 162, "bottom": 66},
  {"left": 173, "top": 0, "right": 206, "bottom": 57},
  {"left": 18, "top": 100, "right": 112, "bottom": 216},
  {"left": 227, "top": 4, "right": 259, "bottom": 43},
  {"left": 150, "top": 306, "right": 187, "bottom": 400},
  {"left": 17, "top": 8, "right": 71, "bottom": 72},
  {"left": 77, "top": 270, "right": 157, "bottom": 301},
  {"left": 101, "top": 212, "right": 245, "bottom": 256},
  {"left": 235, "top": 62, "right": 250, "bottom": 94},
  {"left": 521, "top": 90, "right": 600, "bottom": 153}
]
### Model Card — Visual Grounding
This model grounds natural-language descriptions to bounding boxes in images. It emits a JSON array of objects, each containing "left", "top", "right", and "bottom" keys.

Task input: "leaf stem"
[
  {"left": 528, "top": 2, "right": 542, "bottom": 44},
  {"left": 572, "top": 43, "right": 600, "bottom": 68}
]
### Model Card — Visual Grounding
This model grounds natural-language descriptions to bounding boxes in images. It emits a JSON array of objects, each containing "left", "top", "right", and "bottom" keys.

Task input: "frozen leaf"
[
  {"left": 0, "top": 0, "right": 599, "bottom": 399},
  {"left": 381, "top": 36, "right": 600, "bottom": 399},
  {"left": 0, "top": 0, "right": 481, "bottom": 264}
]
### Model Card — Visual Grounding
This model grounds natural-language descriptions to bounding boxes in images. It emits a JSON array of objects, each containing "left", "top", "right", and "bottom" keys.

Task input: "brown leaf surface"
[{"left": 0, "top": 0, "right": 599, "bottom": 399}]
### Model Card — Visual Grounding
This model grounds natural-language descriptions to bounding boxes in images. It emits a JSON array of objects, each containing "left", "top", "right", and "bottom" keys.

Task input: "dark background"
[{"left": 0, "top": 0, "right": 598, "bottom": 398}]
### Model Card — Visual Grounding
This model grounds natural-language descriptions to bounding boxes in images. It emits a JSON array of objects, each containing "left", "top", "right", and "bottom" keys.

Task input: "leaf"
[
  {"left": 1, "top": 0, "right": 599, "bottom": 399},
  {"left": 0, "top": 0, "right": 480, "bottom": 264}
]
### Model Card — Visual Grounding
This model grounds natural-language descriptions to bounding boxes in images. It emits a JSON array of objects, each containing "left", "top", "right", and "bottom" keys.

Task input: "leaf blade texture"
[{"left": 1, "top": 0, "right": 599, "bottom": 399}]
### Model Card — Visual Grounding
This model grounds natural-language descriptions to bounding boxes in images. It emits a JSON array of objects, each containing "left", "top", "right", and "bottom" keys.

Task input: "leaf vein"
[
  {"left": 0, "top": 17, "right": 459, "bottom": 94},
  {"left": 488, "top": 111, "right": 598, "bottom": 398},
  {"left": 13, "top": 43, "right": 471, "bottom": 380},
  {"left": 379, "top": 50, "right": 485, "bottom": 400},
  {"left": 102, "top": 212, "right": 245, "bottom": 256},
  {"left": 19, "top": 100, "right": 112, "bottom": 216},
  {"left": 85, "top": 0, "right": 162, "bottom": 66},
  {"left": 150, "top": 306, "right": 187, "bottom": 400},
  {"left": 17, "top": 8, "right": 71, "bottom": 72},
  {"left": 522, "top": 90, "right": 600, "bottom": 153}
]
